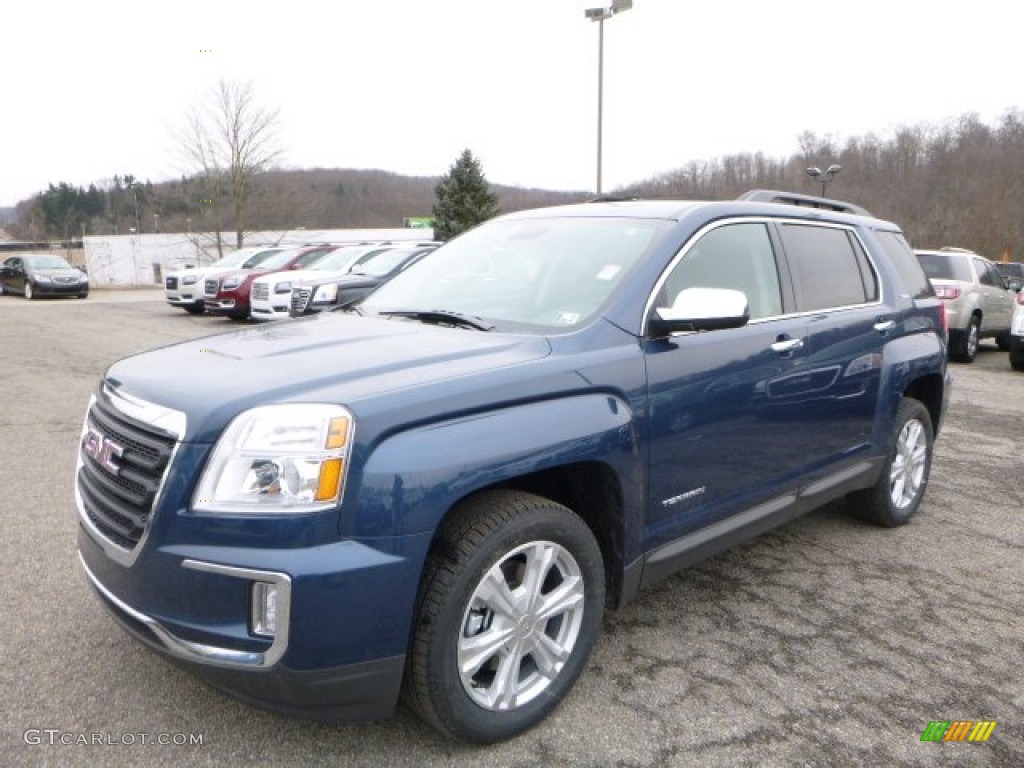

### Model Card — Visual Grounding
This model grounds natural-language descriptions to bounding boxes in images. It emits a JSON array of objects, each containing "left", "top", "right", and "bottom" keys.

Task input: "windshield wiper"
[{"left": 377, "top": 309, "right": 495, "bottom": 331}]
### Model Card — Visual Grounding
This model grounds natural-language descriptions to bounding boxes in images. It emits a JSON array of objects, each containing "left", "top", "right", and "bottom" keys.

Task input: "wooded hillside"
[
  {"left": 9, "top": 109, "right": 1024, "bottom": 260},
  {"left": 622, "top": 110, "right": 1024, "bottom": 260}
]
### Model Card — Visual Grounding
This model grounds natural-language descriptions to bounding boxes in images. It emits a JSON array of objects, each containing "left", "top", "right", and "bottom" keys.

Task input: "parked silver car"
[{"left": 915, "top": 247, "right": 1015, "bottom": 362}]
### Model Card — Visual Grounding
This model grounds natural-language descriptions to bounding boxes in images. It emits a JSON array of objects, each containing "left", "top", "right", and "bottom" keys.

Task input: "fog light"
[{"left": 252, "top": 582, "right": 278, "bottom": 637}]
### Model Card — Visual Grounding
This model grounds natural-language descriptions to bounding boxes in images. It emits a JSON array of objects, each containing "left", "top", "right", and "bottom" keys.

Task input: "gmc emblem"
[{"left": 82, "top": 426, "right": 125, "bottom": 476}]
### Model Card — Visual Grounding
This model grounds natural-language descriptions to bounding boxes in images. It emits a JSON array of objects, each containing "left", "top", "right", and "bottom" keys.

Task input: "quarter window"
[{"left": 779, "top": 224, "right": 878, "bottom": 311}]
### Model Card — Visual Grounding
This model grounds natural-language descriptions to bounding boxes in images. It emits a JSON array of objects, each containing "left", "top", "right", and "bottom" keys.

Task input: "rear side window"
[
  {"left": 778, "top": 224, "right": 879, "bottom": 311},
  {"left": 876, "top": 231, "right": 933, "bottom": 299}
]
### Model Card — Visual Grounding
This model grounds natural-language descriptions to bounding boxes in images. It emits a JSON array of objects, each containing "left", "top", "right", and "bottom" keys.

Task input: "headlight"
[
  {"left": 275, "top": 282, "right": 292, "bottom": 294},
  {"left": 182, "top": 275, "right": 197, "bottom": 285},
  {"left": 193, "top": 404, "right": 354, "bottom": 514},
  {"left": 222, "top": 277, "right": 241, "bottom": 290},
  {"left": 34, "top": 274, "right": 53, "bottom": 283},
  {"left": 313, "top": 283, "right": 338, "bottom": 303}
]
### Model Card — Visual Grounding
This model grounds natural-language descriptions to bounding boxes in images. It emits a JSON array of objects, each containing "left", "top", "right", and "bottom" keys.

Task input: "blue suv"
[{"left": 76, "top": 190, "right": 950, "bottom": 742}]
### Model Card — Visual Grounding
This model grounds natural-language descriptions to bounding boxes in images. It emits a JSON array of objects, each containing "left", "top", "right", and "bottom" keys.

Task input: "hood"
[
  {"left": 168, "top": 265, "right": 239, "bottom": 281},
  {"left": 258, "top": 267, "right": 345, "bottom": 286},
  {"left": 104, "top": 313, "right": 551, "bottom": 442},
  {"left": 31, "top": 267, "right": 84, "bottom": 278}
]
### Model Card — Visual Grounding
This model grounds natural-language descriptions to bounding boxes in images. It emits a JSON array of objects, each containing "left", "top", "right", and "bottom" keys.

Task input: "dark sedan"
[
  {"left": 0, "top": 253, "right": 89, "bottom": 299},
  {"left": 289, "top": 245, "right": 437, "bottom": 317}
]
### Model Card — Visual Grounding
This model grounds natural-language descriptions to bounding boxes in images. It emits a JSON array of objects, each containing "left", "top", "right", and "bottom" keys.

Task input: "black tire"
[
  {"left": 77, "top": 292, "right": 88, "bottom": 299},
  {"left": 950, "top": 317, "right": 980, "bottom": 363},
  {"left": 403, "top": 490, "right": 605, "bottom": 743},
  {"left": 24, "top": 281, "right": 36, "bottom": 300},
  {"left": 1010, "top": 339, "right": 1024, "bottom": 371},
  {"left": 184, "top": 304, "right": 206, "bottom": 315},
  {"left": 848, "top": 398, "right": 933, "bottom": 527},
  {"left": 995, "top": 331, "right": 1011, "bottom": 351}
]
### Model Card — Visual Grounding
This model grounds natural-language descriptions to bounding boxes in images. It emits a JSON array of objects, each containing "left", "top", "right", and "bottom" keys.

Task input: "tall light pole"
[
  {"left": 585, "top": 0, "right": 632, "bottom": 196},
  {"left": 806, "top": 164, "right": 841, "bottom": 197}
]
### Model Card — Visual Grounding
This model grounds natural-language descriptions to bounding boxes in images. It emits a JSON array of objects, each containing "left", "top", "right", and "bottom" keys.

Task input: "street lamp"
[
  {"left": 585, "top": 0, "right": 632, "bottom": 196},
  {"left": 806, "top": 164, "right": 841, "bottom": 197}
]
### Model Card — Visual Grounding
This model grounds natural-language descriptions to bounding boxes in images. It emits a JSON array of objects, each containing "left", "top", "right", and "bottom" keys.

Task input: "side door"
[
  {"left": 3, "top": 257, "right": 25, "bottom": 294},
  {"left": 773, "top": 222, "right": 885, "bottom": 505},
  {"left": 976, "top": 258, "right": 1015, "bottom": 333},
  {"left": 642, "top": 220, "right": 808, "bottom": 557}
]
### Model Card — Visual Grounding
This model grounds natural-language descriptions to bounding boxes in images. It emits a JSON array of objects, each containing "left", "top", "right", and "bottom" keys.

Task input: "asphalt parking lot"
[{"left": 2, "top": 290, "right": 1021, "bottom": 767}]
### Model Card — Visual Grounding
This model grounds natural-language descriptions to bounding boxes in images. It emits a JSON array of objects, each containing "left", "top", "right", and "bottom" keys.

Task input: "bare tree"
[{"left": 178, "top": 80, "right": 283, "bottom": 253}]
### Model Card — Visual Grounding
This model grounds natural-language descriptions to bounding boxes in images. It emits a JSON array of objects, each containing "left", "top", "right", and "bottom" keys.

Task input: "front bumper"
[
  {"left": 77, "top": 522, "right": 431, "bottom": 720},
  {"left": 204, "top": 296, "right": 246, "bottom": 315},
  {"left": 165, "top": 289, "right": 204, "bottom": 308},
  {"left": 250, "top": 300, "right": 290, "bottom": 320},
  {"left": 34, "top": 280, "right": 87, "bottom": 295}
]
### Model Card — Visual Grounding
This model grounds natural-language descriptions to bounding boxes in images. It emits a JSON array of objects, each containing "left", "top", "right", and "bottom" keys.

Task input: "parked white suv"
[
  {"left": 164, "top": 247, "right": 281, "bottom": 314},
  {"left": 915, "top": 247, "right": 1015, "bottom": 362}
]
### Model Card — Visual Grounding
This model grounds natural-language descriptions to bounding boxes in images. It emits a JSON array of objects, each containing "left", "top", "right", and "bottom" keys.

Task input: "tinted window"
[
  {"left": 779, "top": 224, "right": 878, "bottom": 311},
  {"left": 915, "top": 251, "right": 972, "bottom": 282},
  {"left": 995, "top": 262, "right": 1024, "bottom": 279},
  {"left": 876, "top": 231, "right": 932, "bottom": 299},
  {"left": 974, "top": 259, "right": 997, "bottom": 287},
  {"left": 663, "top": 223, "right": 782, "bottom": 319}
]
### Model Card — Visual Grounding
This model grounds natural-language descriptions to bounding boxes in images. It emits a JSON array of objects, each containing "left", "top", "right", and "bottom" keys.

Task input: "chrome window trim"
[
  {"left": 642, "top": 217, "right": 884, "bottom": 337},
  {"left": 79, "top": 552, "right": 291, "bottom": 669}
]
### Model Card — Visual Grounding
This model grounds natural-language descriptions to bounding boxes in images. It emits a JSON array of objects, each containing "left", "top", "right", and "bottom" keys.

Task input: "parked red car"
[{"left": 203, "top": 245, "right": 338, "bottom": 319}]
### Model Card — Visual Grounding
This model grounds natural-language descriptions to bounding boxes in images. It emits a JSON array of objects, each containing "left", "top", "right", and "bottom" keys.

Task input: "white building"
[{"left": 84, "top": 229, "right": 435, "bottom": 286}]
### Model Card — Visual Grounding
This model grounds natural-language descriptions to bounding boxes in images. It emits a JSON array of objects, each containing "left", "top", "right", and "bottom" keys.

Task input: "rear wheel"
[
  {"left": 1010, "top": 339, "right": 1024, "bottom": 371},
  {"left": 404, "top": 490, "right": 604, "bottom": 743},
  {"left": 848, "top": 398, "right": 933, "bottom": 527},
  {"left": 950, "top": 316, "right": 980, "bottom": 363},
  {"left": 996, "top": 331, "right": 1011, "bottom": 351}
]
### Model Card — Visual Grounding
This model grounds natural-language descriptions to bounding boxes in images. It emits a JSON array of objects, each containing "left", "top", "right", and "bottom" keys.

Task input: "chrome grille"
[
  {"left": 291, "top": 287, "right": 312, "bottom": 314},
  {"left": 165, "top": 276, "right": 178, "bottom": 290},
  {"left": 204, "top": 278, "right": 219, "bottom": 296},
  {"left": 253, "top": 283, "right": 270, "bottom": 302},
  {"left": 77, "top": 394, "right": 178, "bottom": 551}
]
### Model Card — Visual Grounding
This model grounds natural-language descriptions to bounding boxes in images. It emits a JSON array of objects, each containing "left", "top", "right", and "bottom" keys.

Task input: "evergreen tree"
[{"left": 432, "top": 149, "right": 500, "bottom": 241}]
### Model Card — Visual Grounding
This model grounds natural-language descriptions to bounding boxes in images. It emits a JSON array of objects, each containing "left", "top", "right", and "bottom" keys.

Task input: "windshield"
[
  {"left": 916, "top": 252, "right": 972, "bottom": 282},
  {"left": 351, "top": 248, "right": 417, "bottom": 277},
  {"left": 211, "top": 250, "right": 260, "bottom": 269},
  {"left": 362, "top": 217, "right": 667, "bottom": 331},
  {"left": 307, "top": 247, "right": 375, "bottom": 272},
  {"left": 24, "top": 255, "right": 74, "bottom": 270},
  {"left": 242, "top": 248, "right": 287, "bottom": 269}
]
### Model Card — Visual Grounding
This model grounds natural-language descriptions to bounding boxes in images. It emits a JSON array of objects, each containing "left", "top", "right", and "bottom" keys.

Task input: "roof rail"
[{"left": 737, "top": 189, "right": 871, "bottom": 217}]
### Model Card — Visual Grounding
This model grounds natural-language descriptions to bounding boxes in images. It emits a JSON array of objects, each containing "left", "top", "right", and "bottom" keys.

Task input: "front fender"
[{"left": 345, "top": 394, "right": 637, "bottom": 538}]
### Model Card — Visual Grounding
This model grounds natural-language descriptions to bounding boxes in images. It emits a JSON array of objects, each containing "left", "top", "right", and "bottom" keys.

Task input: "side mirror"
[
  {"left": 649, "top": 287, "right": 750, "bottom": 337},
  {"left": 1007, "top": 277, "right": 1023, "bottom": 293}
]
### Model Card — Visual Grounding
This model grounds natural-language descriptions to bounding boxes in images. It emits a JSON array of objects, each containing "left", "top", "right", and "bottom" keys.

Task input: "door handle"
[
  {"left": 771, "top": 337, "right": 804, "bottom": 354},
  {"left": 874, "top": 320, "right": 895, "bottom": 333}
]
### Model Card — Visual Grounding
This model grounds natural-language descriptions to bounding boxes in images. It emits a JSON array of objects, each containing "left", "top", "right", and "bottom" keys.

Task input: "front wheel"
[
  {"left": 847, "top": 398, "right": 933, "bottom": 527},
  {"left": 183, "top": 303, "right": 206, "bottom": 315},
  {"left": 404, "top": 490, "right": 605, "bottom": 743},
  {"left": 24, "top": 282, "right": 35, "bottom": 300}
]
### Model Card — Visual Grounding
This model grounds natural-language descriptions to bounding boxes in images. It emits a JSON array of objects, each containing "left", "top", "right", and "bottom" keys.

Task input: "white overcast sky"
[{"left": 1, "top": 0, "right": 1021, "bottom": 207}]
